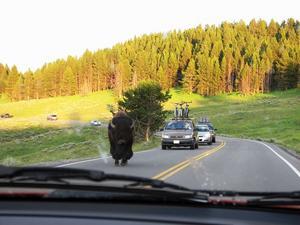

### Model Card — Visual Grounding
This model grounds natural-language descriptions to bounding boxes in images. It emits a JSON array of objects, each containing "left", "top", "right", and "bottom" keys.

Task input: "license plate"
[{"left": 173, "top": 140, "right": 180, "bottom": 144}]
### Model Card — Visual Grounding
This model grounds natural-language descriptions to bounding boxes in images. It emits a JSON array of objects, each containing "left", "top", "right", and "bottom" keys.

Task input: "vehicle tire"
[
  {"left": 208, "top": 141, "right": 212, "bottom": 145},
  {"left": 162, "top": 145, "right": 166, "bottom": 150},
  {"left": 195, "top": 143, "right": 198, "bottom": 149},
  {"left": 213, "top": 137, "right": 216, "bottom": 143}
]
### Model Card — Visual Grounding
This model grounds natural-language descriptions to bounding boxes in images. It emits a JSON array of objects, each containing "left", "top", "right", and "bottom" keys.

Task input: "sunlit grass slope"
[
  {"left": 167, "top": 88, "right": 300, "bottom": 152},
  {"left": 0, "top": 88, "right": 299, "bottom": 166},
  {"left": 0, "top": 90, "right": 116, "bottom": 129},
  {"left": 0, "top": 125, "right": 160, "bottom": 166}
]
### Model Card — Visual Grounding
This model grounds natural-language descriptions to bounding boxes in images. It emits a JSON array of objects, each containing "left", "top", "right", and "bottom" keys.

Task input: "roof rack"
[{"left": 171, "top": 117, "right": 194, "bottom": 121}]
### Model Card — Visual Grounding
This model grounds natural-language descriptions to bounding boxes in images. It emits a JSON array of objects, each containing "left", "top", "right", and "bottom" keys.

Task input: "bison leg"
[
  {"left": 124, "top": 148, "right": 133, "bottom": 160},
  {"left": 120, "top": 159, "right": 127, "bottom": 166},
  {"left": 114, "top": 159, "right": 119, "bottom": 166}
]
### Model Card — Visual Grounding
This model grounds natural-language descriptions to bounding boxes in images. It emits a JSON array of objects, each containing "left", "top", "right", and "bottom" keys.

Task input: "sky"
[{"left": 0, "top": 0, "right": 299, "bottom": 72}]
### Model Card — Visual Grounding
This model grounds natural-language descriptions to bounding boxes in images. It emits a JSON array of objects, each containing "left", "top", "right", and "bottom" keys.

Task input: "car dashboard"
[{"left": 1, "top": 200, "right": 299, "bottom": 225}]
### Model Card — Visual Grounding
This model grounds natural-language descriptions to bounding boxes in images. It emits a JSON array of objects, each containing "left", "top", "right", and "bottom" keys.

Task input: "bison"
[{"left": 108, "top": 111, "right": 134, "bottom": 166}]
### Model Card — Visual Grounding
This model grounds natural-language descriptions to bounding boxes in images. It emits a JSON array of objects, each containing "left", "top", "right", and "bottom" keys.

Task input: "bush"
[{"left": 118, "top": 81, "right": 171, "bottom": 141}]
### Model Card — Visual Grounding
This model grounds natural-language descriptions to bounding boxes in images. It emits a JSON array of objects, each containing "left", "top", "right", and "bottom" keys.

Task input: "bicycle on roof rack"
[
  {"left": 173, "top": 101, "right": 192, "bottom": 119},
  {"left": 198, "top": 117, "right": 210, "bottom": 123}
]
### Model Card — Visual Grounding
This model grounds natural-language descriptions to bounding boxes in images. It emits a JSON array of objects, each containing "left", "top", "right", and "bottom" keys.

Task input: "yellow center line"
[
  {"left": 152, "top": 142, "right": 224, "bottom": 180},
  {"left": 152, "top": 142, "right": 226, "bottom": 181}
]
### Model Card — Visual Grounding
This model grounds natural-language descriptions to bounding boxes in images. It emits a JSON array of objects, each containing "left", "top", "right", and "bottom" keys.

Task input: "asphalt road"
[{"left": 56, "top": 137, "right": 300, "bottom": 192}]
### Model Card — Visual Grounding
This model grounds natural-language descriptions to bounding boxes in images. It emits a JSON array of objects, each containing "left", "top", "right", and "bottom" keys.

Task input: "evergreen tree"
[
  {"left": 62, "top": 66, "right": 76, "bottom": 96},
  {"left": 1, "top": 18, "right": 298, "bottom": 101},
  {"left": 115, "top": 58, "right": 131, "bottom": 97},
  {"left": 183, "top": 58, "right": 197, "bottom": 93},
  {"left": 5, "top": 65, "right": 19, "bottom": 100},
  {"left": 0, "top": 64, "right": 8, "bottom": 94},
  {"left": 118, "top": 81, "right": 171, "bottom": 141},
  {"left": 23, "top": 70, "right": 35, "bottom": 100}
]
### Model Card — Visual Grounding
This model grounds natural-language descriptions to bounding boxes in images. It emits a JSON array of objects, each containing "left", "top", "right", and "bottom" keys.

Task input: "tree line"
[{"left": 0, "top": 18, "right": 299, "bottom": 101}]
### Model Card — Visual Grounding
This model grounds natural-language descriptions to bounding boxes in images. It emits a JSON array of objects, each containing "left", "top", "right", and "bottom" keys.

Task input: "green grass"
[
  {"left": 0, "top": 126, "right": 105, "bottom": 166},
  {"left": 0, "top": 88, "right": 299, "bottom": 166},
  {"left": 0, "top": 90, "right": 116, "bottom": 130},
  {"left": 0, "top": 90, "right": 159, "bottom": 166},
  {"left": 167, "top": 88, "right": 300, "bottom": 152},
  {"left": 0, "top": 125, "right": 160, "bottom": 166},
  {"left": 0, "top": 96, "right": 9, "bottom": 104}
]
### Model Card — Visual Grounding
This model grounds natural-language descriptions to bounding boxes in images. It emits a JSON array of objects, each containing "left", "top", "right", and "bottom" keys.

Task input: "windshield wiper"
[
  {"left": 198, "top": 189, "right": 300, "bottom": 205},
  {"left": 0, "top": 167, "right": 206, "bottom": 191},
  {"left": 0, "top": 166, "right": 184, "bottom": 189},
  {"left": 0, "top": 166, "right": 208, "bottom": 202},
  {"left": 247, "top": 191, "right": 300, "bottom": 205}
]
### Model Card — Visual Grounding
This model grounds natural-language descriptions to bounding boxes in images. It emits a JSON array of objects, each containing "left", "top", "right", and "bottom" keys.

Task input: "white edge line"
[
  {"left": 55, "top": 148, "right": 157, "bottom": 168},
  {"left": 55, "top": 157, "right": 110, "bottom": 168},
  {"left": 255, "top": 141, "right": 300, "bottom": 178}
]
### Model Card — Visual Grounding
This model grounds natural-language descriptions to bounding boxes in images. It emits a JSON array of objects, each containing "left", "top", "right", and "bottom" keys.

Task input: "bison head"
[{"left": 110, "top": 120, "right": 134, "bottom": 130}]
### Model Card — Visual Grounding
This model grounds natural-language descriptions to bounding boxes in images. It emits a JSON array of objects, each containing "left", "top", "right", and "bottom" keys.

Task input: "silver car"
[
  {"left": 90, "top": 120, "right": 102, "bottom": 126},
  {"left": 47, "top": 114, "right": 58, "bottom": 121},
  {"left": 197, "top": 121, "right": 217, "bottom": 143},
  {"left": 196, "top": 125, "right": 213, "bottom": 145}
]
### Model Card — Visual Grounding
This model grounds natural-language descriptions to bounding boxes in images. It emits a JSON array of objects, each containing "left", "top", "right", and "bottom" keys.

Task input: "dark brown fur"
[{"left": 108, "top": 111, "right": 134, "bottom": 166}]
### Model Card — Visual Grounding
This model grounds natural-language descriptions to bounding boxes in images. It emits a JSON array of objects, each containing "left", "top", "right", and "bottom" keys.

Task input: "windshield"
[
  {"left": 165, "top": 121, "right": 192, "bottom": 130},
  {"left": 196, "top": 126, "right": 209, "bottom": 132},
  {"left": 198, "top": 123, "right": 213, "bottom": 130},
  {"left": 0, "top": 0, "right": 299, "bottom": 199}
]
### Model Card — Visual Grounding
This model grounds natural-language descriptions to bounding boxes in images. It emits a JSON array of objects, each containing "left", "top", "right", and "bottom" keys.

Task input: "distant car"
[
  {"left": 161, "top": 119, "right": 198, "bottom": 150},
  {"left": 197, "top": 121, "right": 217, "bottom": 143},
  {"left": 0, "top": 113, "right": 13, "bottom": 119},
  {"left": 195, "top": 124, "right": 213, "bottom": 145},
  {"left": 47, "top": 114, "right": 58, "bottom": 121},
  {"left": 90, "top": 120, "right": 102, "bottom": 126}
]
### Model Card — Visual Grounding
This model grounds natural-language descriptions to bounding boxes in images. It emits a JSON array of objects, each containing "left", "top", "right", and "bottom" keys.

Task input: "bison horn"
[{"left": 110, "top": 121, "right": 116, "bottom": 128}]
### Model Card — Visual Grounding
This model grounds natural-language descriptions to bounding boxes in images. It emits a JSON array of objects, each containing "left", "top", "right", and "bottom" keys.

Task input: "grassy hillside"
[
  {"left": 182, "top": 89, "right": 300, "bottom": 152},
  {"left": 0, "top": 88, "right": 299, "bottom": 166},
  {"left": 0, "top": 90, "right": 160, "bottom": 166},
  {"left": 0, "top": 90, "right": 115, "bottom": 130},
  {"left": 167, "top": 88, "right": 300, "bottom": 152},
  {"left": 0, "top": 125, "right": 160, "bottom": 166}
]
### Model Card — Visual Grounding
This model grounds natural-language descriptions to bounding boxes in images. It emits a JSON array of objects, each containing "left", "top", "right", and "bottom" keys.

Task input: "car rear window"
[{"left": 196, "top": 126, "right": 209, "bottom": 132}]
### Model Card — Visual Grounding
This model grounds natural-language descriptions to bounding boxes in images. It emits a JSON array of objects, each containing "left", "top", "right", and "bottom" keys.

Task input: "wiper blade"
[
  {"left": 194, "top": 189, "right": 300, "bottom": 197},
  {"left": 0, "top": 166, "right": 189, "bottom": 192},
  {"left": 0, "top": 166, "right": 209, "bottom": 202},
  {"left": 247, "top": 191, "right": 300, "bottom": 205},
  {"left": 0, "top": 166, "right": 105, "bottom": 183},
  {"left": 200, "top": 189, "right": 300, "bottom": 205}
]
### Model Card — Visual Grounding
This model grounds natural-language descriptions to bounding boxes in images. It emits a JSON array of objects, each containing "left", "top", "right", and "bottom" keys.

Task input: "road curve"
[{"left": 56, "top": 137, "right": 300, "bottom": 192}]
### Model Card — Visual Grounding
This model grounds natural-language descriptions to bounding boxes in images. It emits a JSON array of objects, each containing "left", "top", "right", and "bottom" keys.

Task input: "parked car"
[
  {"left": 90, "top": 120, "right": 102, "bottom": 126},
  {"left": 0, "top": 113, "right": 13, "bottom": 119},
  {"left": 197, "top": 121, "right": 217, "bottom": 143},
  {"left": 161, "top": 119, "right": 198, "bottom": 150},
  {"left": 47, "top": 114, "right": 58, "bottom": 121},
  {"left": 195, "top": 124, "right": 213, "bottom": 145}
]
